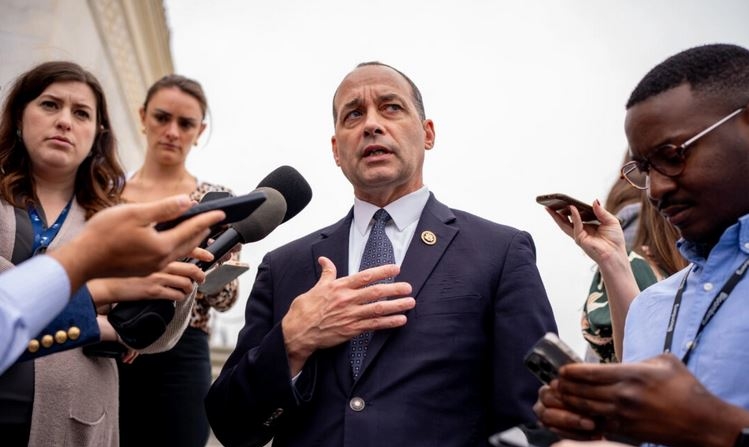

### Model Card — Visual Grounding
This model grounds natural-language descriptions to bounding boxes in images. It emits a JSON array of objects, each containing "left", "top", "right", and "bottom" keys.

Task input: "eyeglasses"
[{"left": 621, "top": 107, "right": 745, "bottom": 190}]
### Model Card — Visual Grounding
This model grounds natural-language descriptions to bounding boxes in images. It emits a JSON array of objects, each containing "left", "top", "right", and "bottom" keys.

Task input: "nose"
[
  {"left": 646, "top": 169, "right": 677, "bottom": 205},
  {"left": 55, "top": 108, "right": 72, "bottom": 131},
  {"left": 363, "top": 113, "right": 384, "bottom": 138},
  {"left": 164, "top": 120, "right": 179, "bottom": 140}
]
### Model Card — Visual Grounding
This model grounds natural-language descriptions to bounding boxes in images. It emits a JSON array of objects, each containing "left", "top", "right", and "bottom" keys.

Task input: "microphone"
[
  {"left": 193, "top": 187, "right": 286, "bottom": 271},
  {"left": 254, "top": 165, "right": 313, "bottom": 223},
  {"left": 193, "top": 165, "right": 313, "bottom": 271},
  {"left": 198, "top": 191, "right": 232, "bottom": 247}
]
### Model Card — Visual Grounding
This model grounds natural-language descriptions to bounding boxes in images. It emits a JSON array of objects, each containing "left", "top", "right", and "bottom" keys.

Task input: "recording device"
[
  {"left": 192, "top": 165, "right": 313, "bottom": 271},
  {"left": 197, "top": 190, "right": 232, "bottom": 245},
  {"left": 523, "top": 332, "right": 583, "bottom": 384},
  {"left": 535, "top": 193, "right": 598, "bottom": 224},
  {"left": 192, "top": 187, "right": 287, "bottom": 271},
  {"left": 154, "top": 190, "right": 267, "bottom": 231}
]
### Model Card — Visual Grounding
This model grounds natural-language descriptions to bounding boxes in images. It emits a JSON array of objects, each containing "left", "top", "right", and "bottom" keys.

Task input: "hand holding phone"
[
  {"left": 524, "top": 332, "right": 583, "bottom": 384},
  {"left": 154, "top": 190, "right": 266, "bottom": 232},
  {"left": 536, "top": 193, "right": 599, "bottom": 224}
]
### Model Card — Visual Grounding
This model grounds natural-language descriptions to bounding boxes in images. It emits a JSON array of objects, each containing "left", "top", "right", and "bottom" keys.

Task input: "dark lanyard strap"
[
  {"left": 663, "top": 257, "right": 749, "bottom": 364},
  {"left": 28, "top": 199, "right": 72, "bottom": 255}
]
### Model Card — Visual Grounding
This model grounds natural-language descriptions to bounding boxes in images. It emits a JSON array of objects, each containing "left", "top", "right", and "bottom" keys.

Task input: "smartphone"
[
  {"left": 155, "top": 190, "right": 266, "bottom": 231},
  {"left": 197, "top": 261, "right": 250, "bottom": 295},
  {"left": 523, "top": 332, "right": 583, "bottom": 384},
  {"left": 535, "top": 193, "right": 598, "bottom": 224}
]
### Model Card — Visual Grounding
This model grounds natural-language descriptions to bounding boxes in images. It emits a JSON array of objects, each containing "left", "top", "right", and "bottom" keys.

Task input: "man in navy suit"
[{"left": 206, "top": 62, "right": 557, "bottom": 447}]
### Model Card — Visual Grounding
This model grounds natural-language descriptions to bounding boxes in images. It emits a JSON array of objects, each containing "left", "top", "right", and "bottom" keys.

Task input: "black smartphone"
[
  {"left": 535, "top": 193, "right": 598, "bottom": 224},
  {"left": 523, "top": 332, "right": 583, "bottom": 384},
  {"left": 154, "top": 190, "right": 266, "bottom": 231}
]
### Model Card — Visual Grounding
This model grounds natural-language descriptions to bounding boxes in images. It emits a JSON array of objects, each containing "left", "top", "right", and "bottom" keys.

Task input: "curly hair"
[{"left": 0, "top": 61, "right": 125, "bottom": 218}]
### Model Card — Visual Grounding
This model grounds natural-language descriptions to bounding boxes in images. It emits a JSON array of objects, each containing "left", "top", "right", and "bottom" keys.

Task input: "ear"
[
  {"left": 423, "top": 119, "right": 436, "bottom": 150},
  {"left": 139, "top": 107, "right": 146, "bottom": 127},
  {"left": 331, "top": 136, "right": 341, "bottom": 166},
  {"left": 197, "top": 121, "right": 207, "bottom": 140}
]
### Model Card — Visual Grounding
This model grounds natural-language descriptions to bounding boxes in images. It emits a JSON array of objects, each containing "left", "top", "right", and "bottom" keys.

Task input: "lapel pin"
[{"left": 421, "top": 230, "right": 437, "bottom": 245}]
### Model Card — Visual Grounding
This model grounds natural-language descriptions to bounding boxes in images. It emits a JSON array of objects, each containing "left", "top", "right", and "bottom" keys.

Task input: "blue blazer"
[{"left": 206, "top": 194, "right": 557, "bottom": 447}]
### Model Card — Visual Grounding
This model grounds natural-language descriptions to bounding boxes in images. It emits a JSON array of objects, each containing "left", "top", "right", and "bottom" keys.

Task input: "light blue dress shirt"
[
  {"left": 624, "top": 214, "right": 749, "bottom": 415},
  {"left": 0, "top": 255, "right": 70, "bottom": 374}
]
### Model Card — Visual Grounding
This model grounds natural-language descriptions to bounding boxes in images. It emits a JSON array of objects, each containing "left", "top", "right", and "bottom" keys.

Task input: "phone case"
[
  {"left": 197, "top": 261, "right": 250, "bottom": 295},
  {"left": 524, "top": 332, "right": 583, "bottom": 384},
  {"left": 535, "top": 193, "right": 598, "bottom": 224},
  {"left": 155, "top": 190, "right": 266, "bottom": 231}
]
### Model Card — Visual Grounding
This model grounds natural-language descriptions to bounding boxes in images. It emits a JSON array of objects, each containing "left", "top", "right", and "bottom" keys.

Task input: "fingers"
[
  {"left": 317, "top": 256, "right": 338, "bottom": 282},
  {"left": 136, "top": 194, "right": 193, "bottom": 225},
  {"left": 162, "top": 210, "right": 225, "bottom": 260},
  {"left": 189, "top": 246, "right": 215, "bottom": 263}
]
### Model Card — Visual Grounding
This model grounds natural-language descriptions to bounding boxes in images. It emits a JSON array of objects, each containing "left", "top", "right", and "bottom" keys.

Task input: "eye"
[
  {"left": 154, "top": 113, "right": 170, "bottom": 123},
  {"left": 343, "top": 109, "right": 362, "bottom": 123},
  {"left": 178, "top": 118, "right": 197, "bottom": 130},
  {"left": 40, "top": 100, "right": 58, "bottom": 110},
  {"left": 73, "top": 109, "right": 91, "bottom": 120},
  {"left": 651, "top": 144, "right": 682, "bottom": 168},
  {"left": 382, "top": 103, "right": 404, "bottom": 114}
]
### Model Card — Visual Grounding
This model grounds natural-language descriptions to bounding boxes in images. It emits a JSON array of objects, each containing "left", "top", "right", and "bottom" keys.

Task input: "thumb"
[{"left": 317, "top": 256, "right": 337, "bottom": 282}]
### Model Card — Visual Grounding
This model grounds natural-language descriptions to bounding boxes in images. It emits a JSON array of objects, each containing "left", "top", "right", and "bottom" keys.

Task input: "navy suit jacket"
[{"left": 206, "top": 194, "right": 557, "bottom": 447}]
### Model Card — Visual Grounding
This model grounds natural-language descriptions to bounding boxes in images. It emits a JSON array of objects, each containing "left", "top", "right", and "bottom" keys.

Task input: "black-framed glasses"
[{"left": 621, "top": 107, "right": 746, "bottom": 190}]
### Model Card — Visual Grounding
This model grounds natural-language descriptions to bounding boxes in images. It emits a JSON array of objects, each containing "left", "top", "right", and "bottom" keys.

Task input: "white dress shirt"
[{"left": 348, "top": 186, "right": 430, "bottom": 275}]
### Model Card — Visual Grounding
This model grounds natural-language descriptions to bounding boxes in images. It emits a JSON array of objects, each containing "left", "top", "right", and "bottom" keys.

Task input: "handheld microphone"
[
  {"left": 198, "top": 191, "right": 232, "bottom": 247},
  {"left": 192, "top": 165, "right": 313, "bottom": 271}
]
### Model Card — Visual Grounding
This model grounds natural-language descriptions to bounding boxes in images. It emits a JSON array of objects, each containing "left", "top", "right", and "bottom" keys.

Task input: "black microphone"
[
  {"left": 198, "top": 191, "right": 232, "bottom": 247},
  {"left": 254, "top": 165, "right": 313, "bottom": 223},
  {"left": 192, "top": 166, "right": 313, "bottom": 271},
  {"left": 192, "top": 187, "right": 286, "bottom": 271}
]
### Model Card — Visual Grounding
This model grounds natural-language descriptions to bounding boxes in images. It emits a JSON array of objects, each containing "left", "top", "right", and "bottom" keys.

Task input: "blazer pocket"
[
  {"left": 415, "top": 294, "right": 482, "bottom": 316},
  {"left": 67, "top": 407, "right": 109, "bottom": 447}
]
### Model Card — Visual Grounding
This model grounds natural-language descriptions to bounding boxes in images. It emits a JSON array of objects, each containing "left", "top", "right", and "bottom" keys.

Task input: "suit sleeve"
[
  {"left": 491, "top": 230, "right": 557, "bottom": 430},
  {"left": 205, "top": 252, "right": 306, "bottom": 447},
  {"left": 16, "top": 280, "right": 100, "bottom": 362}
]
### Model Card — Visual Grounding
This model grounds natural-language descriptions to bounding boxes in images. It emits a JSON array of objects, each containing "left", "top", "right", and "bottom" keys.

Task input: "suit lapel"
[
  {"left": 358, "top": 195, "right": 458, "bottom": 379},
  {"left": 311, "top": 211, "right": 357, "bottom": 388}
]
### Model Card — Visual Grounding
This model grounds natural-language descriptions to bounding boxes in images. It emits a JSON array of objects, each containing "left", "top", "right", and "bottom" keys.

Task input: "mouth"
[
  {"left": 660, "top": 202, "right": 691, "bottom": 227},
  {"left": 48, "top": 136, "right": 73, "bottom": 146},
  {"left": 158, "top": 142, "right": 181, "bottom": 150},
  {"left": 362, "top": 145, "right": 393, "bottom": 158}
]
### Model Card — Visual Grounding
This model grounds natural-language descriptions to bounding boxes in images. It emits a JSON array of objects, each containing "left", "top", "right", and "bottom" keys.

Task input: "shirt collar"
[
  {"left": 678, "top": 213, "right": 749, "bottom": 264},
  {"left": 353, "top": 186, "right": 430, "bottom": 235}
]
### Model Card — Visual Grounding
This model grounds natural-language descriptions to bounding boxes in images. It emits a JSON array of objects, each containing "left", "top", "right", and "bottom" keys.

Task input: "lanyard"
[
  {"left": 663, "top": 257, "right": 749, "bottom": 364},
  {"left": 28, "top": 199, "right": 72, "bottom": 255}
]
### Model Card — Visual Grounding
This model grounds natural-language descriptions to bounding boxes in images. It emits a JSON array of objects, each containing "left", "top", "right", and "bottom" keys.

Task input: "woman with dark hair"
[
  {"left": 0, "top": 61, "right": 205, "bottom": 446},
  {"left": 118, "top": 74, "right": 240, "bottom": 447}
]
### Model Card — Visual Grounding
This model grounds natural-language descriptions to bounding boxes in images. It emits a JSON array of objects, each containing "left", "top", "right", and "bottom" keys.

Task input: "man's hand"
[
  {"left": 281, "top": 256, "right": 415, "bottom": 375},
  {"left": 49, "top": 194, "right": 224, "bottom": 292},
  {"left": 551, "top": 354, "right": 748, "bottom": 447}
]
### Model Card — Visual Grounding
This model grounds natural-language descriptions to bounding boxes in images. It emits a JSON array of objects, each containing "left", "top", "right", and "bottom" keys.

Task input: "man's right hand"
[
  {"left": 49, "top": 194, "right": 225, "bottom": 293},
  {"left": 281, "top": 256, "right": 415, "bottom": 376}
]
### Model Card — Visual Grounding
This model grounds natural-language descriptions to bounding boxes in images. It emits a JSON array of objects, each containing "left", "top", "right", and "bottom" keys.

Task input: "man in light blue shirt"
[
  {"left": 0, "top": 194, "right": 224, "bottom": 374},
  {"left": 534, "top": 44, "right": 749, "bottom": 447}
]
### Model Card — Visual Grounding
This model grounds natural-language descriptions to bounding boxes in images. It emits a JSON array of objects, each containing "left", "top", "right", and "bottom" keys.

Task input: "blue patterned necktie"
[{"left": 350, "top": 208, "right": 395, "bottom": 378}]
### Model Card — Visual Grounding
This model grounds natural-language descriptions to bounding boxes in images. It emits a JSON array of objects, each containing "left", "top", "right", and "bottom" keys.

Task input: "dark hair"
[
  {"left": 143, "top": 74, "right": 208, "bottom": 119},
  {"left": 627, "top": 43, "right": 749, "bottom": 109},
  {"left": 332, "top": 61, "right": 426, "bottom": 122},
  {"left": 0, "top": 61, "right": 124, "bottom": 218}
]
